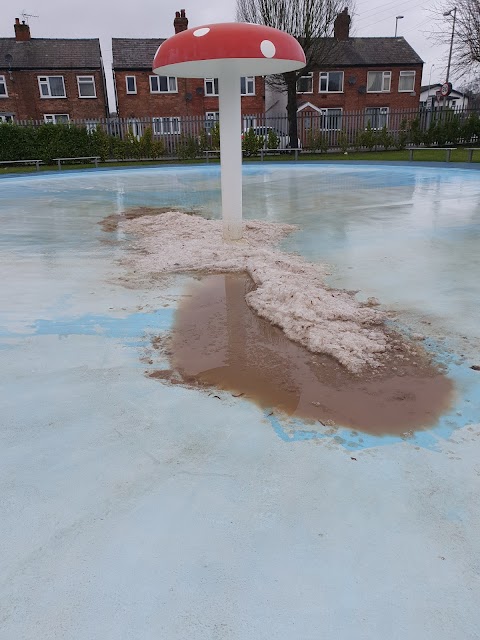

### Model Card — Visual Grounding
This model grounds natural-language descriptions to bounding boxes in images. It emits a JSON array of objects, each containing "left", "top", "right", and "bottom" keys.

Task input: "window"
[
  {"left": 297, "top": 72, "right": 313, "bottom": 93},
  {"left": 43, "top": 114, "right": 70, "bottom": 124},
  {"left": 205, "top": 111, "right": 219, "bottom": 131},
  {"left": 319, "top": 71, "right": 344, "bottom": 93},
  {"left": 398, "top": 70, "right": 415, "bottom": 92},
  {"left": 303, "top": 108, "right": 342, "bottom": 130},
  {"left": 365, "top": 107, "right": 389, "bottom": 129},
  {"left": 0, "top": 114, "right": 14, "bottom": 123},
  {"left": 319, "top": 108, "right": 343, "bottom": 130},
  {"left": 127, "top": 119, "right": 143, "bottom": 138},
  {"left": 38, "top": 76, "right": 66, "bottom": 98},
  {"left": 243, "top": 115, "right": 257, "bottom": 130},
  {"left": 241, "top": 76, "right": 255, "bottom": 96},
  {"left": 204, "top": 77, "right": 255, "bottom": 96},
  {"left": 77, "top": 75, "right": 96, "bottom": 98},
  {"left": 150, "top": 76, "right": 177, "bottom": 93},
  {"left": 367, "top": 71, "right": 391, "bottom": 93},
  {"left": 0, "top": 76, "right": 7, "bottom": 97},
  {"left": 126, "top": 76, "right": 137, "bottom": 94},
  {"left": 205, "top": 78, "right": 219, "bottom": 96},
  {"left": 153, "top": 117, "right": 181, "bottom": 134}
]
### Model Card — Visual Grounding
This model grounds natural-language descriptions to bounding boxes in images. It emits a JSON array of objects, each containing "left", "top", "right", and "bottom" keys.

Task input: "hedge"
[
  {"left": 0, "top": 123, "right": 165, "bottom": 163},
  {"left": 2, "top": 113, "right": 480, "bottom": 163}
]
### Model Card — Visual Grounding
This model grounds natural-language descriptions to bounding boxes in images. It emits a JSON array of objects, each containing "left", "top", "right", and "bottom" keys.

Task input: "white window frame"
[
  {"left": 126, "top": 76, "right": 137, "bottom": 94},
  {"left": 0, "top": 76, "right": 8, "bottom": 98},
  {"left": 398, "top": 70, "right": 416, "bottom": 92},
  {"left": 0, "top": 114, "right": 14, "bottom": 123},
  {"left": 77, "top": 75, "right": 96, "bottom": 98},
  {"left": 43, "top": 114, "right": 70, "bottom": 124},
  {"left": 318, "top": 108, "right": 343, "bottom": 130},
  {"left": 367, "top": 71, "right": 391, "bottom": 93},
  {"left": 205, "top": 111, "right": 219, "bottom": 131},
  {"left": 364, "top": 107, "right": 389, "bottom": 130},
  {"left": 297, "top": 72, "right": 313, "bottom": 94},
  {"left": 242, "top": 115, "right": 257, "bottom": 130},
  {"left": 127, "top": 118, "right": 143, "bottom": 139},
  {"left": 38, "top": 75, "right": 66, "bottom": 98},
  {"left": 319, "top": 71, "right": 344, "bottom": 93},
  {"left": 152, "top": 117, "right": 181, "bottom": 135},
  {"left": 241, "top": 76, "right": 255, "bottom": 96},
  {"left": 149, "top": 75, "right": 178, "bottom": 94},
  {"left": 204, "top": 78, "right": 219, "bottom": 96}
]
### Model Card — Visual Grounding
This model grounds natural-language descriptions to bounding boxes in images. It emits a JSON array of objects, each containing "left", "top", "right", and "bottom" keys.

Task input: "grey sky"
[{"left": 3, "top": 0, "right": 455, "bottom": 110}]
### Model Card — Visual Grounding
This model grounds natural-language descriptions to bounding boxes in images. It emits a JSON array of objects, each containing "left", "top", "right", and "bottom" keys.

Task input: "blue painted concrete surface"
[{"left": 1, "top": 165, "right": 480, "bottom": 639}]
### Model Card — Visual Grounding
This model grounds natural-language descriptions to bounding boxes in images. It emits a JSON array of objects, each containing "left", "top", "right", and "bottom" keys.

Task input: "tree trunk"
[{"left": 285, "top": 72, "right": 299, "bottom": 149}]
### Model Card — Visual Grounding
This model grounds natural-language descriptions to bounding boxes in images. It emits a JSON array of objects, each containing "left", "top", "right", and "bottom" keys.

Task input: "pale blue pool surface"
[{"left": 1, "top": 164, "right": 480, "bottom": 639}]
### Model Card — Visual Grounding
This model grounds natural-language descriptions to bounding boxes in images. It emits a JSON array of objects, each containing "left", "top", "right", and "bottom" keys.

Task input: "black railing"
[{"left": 4, "top": 107, "right": 480, "bottom": 161}]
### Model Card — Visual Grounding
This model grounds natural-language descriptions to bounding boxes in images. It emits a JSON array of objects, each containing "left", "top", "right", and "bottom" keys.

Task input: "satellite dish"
[
  {"left": 358, "top": 85, "right": 366, "bottom": 94},
  {"left": 348, "top": 75, "right": 357, "bottom": 85},
  {"left": 185, "top": 92, "right": 192, "bottom": 102},
  {"left": 195, "top": 86, "right": 204, "bottom": 96}
]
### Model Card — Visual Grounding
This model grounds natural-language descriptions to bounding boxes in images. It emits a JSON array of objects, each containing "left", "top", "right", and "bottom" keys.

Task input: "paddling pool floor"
[{"left": 1, "top": 164, "right": 479, "bottom": 639}]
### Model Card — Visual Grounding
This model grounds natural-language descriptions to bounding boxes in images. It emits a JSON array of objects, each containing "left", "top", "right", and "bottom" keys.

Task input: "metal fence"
[{"left": 9, "top": 106, "right": 480, "bottom": 157}]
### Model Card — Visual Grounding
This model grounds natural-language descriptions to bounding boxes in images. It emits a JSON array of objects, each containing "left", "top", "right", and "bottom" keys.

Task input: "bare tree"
[
  {"left": 460, "top": 78, "right": 480, "bottom": 107},
  {"left": 429, "top": 0, "right": 480, "bottom": 81},
  {"left": 236, "top": 0, "right": 356, "bottom": 147}
]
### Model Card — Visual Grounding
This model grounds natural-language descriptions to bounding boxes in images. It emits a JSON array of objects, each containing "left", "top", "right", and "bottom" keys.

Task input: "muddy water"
[{"left": 158, "top": 273, "right": 454, "bottom": 436}]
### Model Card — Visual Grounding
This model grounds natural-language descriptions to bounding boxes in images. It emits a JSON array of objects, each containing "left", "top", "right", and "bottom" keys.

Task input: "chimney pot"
[
  {"left": 173, "top": 9, "right": 188, "bottom": 33},
  {"left": 334, "top": 8, "right": 351, "bottom": 41},
  {"left": 14, "top": 17, "right": 31, "bottom": 41}
]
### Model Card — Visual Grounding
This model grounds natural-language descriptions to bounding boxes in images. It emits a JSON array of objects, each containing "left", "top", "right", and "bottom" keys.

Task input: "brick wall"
[
  {"left": 0, "top": 69, "right": 108, "bottom": 121},
  {"left": 114, "top": 71, "right": 265, "bottom": 118},
  {"left": 296, "top": 65, "right": 423, "bottom": 112}
]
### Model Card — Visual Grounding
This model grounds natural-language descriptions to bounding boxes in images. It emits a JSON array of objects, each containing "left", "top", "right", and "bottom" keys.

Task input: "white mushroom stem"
[{"left": 218, "top": 73, "right": 243, "bottom": 241}]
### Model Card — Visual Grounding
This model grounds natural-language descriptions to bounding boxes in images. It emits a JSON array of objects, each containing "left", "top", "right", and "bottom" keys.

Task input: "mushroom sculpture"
[{"left": 153, "top": 23, "right": 306, "bottom": 240}]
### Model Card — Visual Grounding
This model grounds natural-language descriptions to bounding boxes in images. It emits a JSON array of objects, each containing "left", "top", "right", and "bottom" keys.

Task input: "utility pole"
[{"left": 443, "top": 7, "right": 457, "bottom": 84}]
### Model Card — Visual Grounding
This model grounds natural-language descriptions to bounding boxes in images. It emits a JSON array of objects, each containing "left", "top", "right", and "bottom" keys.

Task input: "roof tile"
[
  {"left": 112, "top": 38, "right": 165, "bottom": 69},
  {"left": 111, "top": 36, "right": 423, "bottom": 70},
  {"left": 0, "top": 38, "right": 102, "bottom": 69},
  {"left": 317, "top": 37, "right": 424, "bottom": 67}
]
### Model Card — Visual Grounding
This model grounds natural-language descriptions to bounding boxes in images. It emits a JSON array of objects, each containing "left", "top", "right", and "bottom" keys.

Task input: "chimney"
[
  {"left": 334, "top": 8, "right": 350, "bottom": 41},
  {"left": 14, "top": 17, "right": 31, "bottom": 41},
  {"left": 174, "top": 9, "right": 188, "bottom": 34}
]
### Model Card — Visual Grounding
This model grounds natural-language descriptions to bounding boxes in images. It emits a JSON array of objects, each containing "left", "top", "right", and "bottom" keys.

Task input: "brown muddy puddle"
[{"left": 150, "top": 273, "right": 454, "bottom": 436}]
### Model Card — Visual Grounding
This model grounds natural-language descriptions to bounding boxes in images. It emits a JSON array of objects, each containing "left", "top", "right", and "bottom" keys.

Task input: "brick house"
[
  {"left": 112, "top": 10, "right": 265, "bottom": 136},
  {"left": 266, "top": 9, "right": 423, "bottom": 135},
  {"left": 0, "top": 18, "right": 108, "bottom": 123}
]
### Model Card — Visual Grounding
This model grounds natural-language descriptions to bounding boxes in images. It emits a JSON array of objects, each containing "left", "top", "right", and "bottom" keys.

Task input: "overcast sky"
[{"left": 2, "top": 0, "right": 455, "bottom": 110}]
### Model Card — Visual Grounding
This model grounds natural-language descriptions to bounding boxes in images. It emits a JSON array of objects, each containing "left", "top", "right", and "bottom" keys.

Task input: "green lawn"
[
  {"left": 251, "top": 148, "right": 480, "bottom": 163},
  {"left": 1, "top": 148, "right": 480, "bottom": 176}
]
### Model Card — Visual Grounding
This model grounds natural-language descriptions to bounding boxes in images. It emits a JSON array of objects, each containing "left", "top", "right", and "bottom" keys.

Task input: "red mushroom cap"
[{"left": 152, "top": 22, "right": 306, "bottom": 78}]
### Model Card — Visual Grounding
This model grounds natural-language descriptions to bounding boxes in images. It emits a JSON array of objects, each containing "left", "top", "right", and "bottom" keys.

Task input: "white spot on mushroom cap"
[
  {"left": 260, "top": 40, "right": 276, "bottom": 58},
  {"left": 193, "top": 27, "right": 210, "bottom": 37}
]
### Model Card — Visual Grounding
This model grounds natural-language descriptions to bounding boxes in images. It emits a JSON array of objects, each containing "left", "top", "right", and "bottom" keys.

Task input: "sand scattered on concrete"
[{"left": 119, "top": 211, "right": 395, "bottom": 373}]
